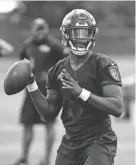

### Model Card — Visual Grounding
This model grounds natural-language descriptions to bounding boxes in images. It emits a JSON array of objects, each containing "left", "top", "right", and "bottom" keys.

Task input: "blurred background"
[{"left": 0, "top": 1, "right": 135, "bottom": 165}]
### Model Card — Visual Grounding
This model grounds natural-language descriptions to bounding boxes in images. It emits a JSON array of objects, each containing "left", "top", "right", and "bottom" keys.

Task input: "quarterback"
[{"left": 26, "top": 9, "right": 124, "bottom": 165}]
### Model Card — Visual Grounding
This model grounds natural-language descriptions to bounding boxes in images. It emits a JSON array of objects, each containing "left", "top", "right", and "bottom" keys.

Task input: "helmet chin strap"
[{"left": 69, "top": 41, "right": 91, "bottom": 56}]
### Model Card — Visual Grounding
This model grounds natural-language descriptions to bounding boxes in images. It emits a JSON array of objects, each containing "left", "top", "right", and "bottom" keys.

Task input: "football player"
[
  {"left": 10, "top": 18, "right": 67, "bottom": 165},
  {"left": 26, "top": 9, "right": 124, "bottom": 165}
]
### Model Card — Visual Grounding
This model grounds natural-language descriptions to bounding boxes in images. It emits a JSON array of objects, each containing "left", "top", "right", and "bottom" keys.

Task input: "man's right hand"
[
  {"left": 23, "top": 58, "right": 35, "bottom": 85},
  {"left": 27, "top": 72, "right": 35, "bottom": 85}
]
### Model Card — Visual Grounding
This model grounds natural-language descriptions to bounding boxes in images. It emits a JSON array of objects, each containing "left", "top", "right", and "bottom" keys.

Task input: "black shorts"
[
  {"left": 20, "top": 81, "right": 55, "bottom": 125},
  {"left": 55, "top": 132, "right": 117, "bottom": 165}
]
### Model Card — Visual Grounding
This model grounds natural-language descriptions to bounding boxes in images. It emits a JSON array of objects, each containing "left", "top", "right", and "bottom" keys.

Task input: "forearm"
[
  {"left": 26, "top": 78, "right": 61, "bottom": 120},
  {"left": 87, "top": 93, "right": 123, "bottom": 117},
  {"left": 79, "top": 89, "right": 123, "bottom": 117},
  {"left": 29, "top": 89, "right": 53, "bottom": 119},
  {"left": 26, "top": 74, "right": 50, "bottom": 120}
]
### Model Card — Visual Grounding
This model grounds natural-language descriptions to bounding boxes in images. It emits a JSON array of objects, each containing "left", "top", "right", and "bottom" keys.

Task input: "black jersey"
[
  {"left": 20, "top": 35, "right": 66, "bottom": 81},
  {"left": 47, "top": 52, "right": 122, "bottom": 148}
]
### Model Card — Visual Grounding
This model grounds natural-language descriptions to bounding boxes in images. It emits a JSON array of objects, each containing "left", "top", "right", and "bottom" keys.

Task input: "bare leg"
[
  {"left": 45, "top": 122, "right": 55, "bottom": 164},
  {"left": 40, "top": 122, "right": 55, "bottom": 165},
  {"left": 21, "top": 124, "right": 34, "bottom": 162},
  {"left": 9, "top": 125, "right": 34, "bottom": 165}
]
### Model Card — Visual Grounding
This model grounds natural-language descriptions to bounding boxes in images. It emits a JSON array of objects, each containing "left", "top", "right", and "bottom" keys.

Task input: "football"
[{"left": 4, "top": 59, "right": 31, "bottom": 95}]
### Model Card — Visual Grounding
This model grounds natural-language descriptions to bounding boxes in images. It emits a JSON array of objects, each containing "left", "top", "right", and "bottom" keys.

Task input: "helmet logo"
[{"left": 76, "top": 22, "right": 88, "bottom": 26}]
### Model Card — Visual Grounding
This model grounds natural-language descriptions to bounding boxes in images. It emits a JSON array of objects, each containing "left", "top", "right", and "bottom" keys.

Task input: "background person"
[{"left": 10, "top": 17, "right": 67, "bottom": 165}]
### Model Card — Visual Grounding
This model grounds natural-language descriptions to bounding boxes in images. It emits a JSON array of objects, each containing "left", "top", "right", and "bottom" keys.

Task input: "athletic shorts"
[
  {"left": 20, "top": 81, "right": 55, "bottom": 125},
  {"left": 55, "top": 132, "right": 117, "bottom": 165}
]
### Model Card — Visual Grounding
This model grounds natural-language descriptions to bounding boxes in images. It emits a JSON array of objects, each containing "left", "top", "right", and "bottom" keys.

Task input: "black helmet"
[{"left": 60, "top": 9, "right": 98, "bottom": 55}]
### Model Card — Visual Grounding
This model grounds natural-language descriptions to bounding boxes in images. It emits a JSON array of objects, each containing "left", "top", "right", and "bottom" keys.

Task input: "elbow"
[
  {"left": 114, "top": 99, "right": 124, "bottom": 118},
  {"left": 114, "top": 106, "right": 124, "bottom": 118},
  {"left": 115, "top": 109, "right": 123, "bottom": 118}
]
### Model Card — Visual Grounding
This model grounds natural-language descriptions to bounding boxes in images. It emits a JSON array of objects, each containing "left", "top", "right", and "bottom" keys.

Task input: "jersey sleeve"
[{"left": 97, "top": 56, "right": 122, "bottom": 86}]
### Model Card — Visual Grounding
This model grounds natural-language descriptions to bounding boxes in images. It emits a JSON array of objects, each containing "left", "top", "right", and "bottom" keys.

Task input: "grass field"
[{"left": 0, "top": 55, "right": 135, "bottom": 165}]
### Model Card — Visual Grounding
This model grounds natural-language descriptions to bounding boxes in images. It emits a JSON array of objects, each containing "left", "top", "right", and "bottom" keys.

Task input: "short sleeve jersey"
[
  {"left": 20, "top": 36, "right": 67, "bottom": 77},
  {"left": 47, "top": 52, "right": 122, "bottom": 147}
]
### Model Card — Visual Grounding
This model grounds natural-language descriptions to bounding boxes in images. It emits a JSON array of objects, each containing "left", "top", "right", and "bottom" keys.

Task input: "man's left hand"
[{"left": 58, "top": 69, "right": 82, "bottom": 97}]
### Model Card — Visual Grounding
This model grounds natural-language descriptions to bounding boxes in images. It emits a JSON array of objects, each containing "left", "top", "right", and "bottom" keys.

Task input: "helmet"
[{"left": 60, "top": 9, "right": 98, "bottom": 56}]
